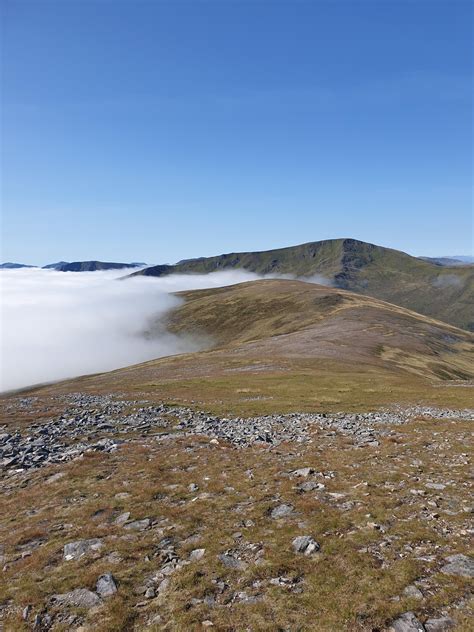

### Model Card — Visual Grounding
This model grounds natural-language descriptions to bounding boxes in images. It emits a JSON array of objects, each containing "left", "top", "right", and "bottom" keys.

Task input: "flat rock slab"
[
  {"left": 52, "top": 589, "right": 101, "bottom": 609},
  {"left": 290, "top": 468, "right": 315, "bottom": 477},
  {"left": 63, "top": 538, "right": 103, "bottom": 561},
  {"left": 441, "top": 554, "right": 474, "bottom": 578},
  {"left": 424, "top": 617, "right": 455, "bottom": 632},
  {"left": 123, "top": 518, "right": 151, "bottom": 531},
  {"left": 270, "top": 504, "right": 294, "bottom": 519}
]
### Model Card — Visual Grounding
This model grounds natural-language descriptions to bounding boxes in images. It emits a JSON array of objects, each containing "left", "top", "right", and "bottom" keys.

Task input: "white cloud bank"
[{"left": 0, "top": 268, "right": 260, "bottom": 392}]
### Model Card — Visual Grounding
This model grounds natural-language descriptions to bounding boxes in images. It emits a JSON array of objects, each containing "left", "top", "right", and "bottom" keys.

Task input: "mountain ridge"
[{"left": 129, "top": 238, "right": 474, "bottom": 331}]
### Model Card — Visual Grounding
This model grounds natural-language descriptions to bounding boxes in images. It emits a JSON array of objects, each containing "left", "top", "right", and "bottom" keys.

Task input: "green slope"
[{"left": 132, "top": 238, "right": 474, "bottom": 330}]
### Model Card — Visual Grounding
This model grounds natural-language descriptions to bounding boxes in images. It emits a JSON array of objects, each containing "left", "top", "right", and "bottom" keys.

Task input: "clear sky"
[{"left": 1, "top": 0, "right": 472, "bottom": 265}]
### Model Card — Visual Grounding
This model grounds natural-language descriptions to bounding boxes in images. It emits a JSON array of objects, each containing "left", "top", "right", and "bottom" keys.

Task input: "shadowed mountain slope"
[{"left": 131, "top": 239, "right": 474, "bottom": 331}]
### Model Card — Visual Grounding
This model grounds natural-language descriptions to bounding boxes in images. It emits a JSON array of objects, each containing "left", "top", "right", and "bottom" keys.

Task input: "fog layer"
[{"left": 0, "top": 268, "right": 260, "bottom": 392}]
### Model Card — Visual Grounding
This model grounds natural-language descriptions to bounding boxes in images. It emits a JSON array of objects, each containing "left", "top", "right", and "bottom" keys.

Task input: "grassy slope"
[
  {"left": 2, "top": 285, "right": 473, "bottom": 631},
  {"left": 23, "top": 279, "right": 474, "bottom": 416},
  {"left": 134, "top": 239, "right": 474, "bottom": 331}
]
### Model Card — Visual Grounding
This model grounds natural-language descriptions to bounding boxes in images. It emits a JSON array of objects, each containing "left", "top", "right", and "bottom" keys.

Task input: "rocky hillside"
[
  {"left": 1, "top": 394, "right": 472, "bottom": 630},
  {"left": 131, "top": 239, "right": 474, "bottom": 331},
  {"left": 1, "top": 279, "right": 473, "bottom": 630}
]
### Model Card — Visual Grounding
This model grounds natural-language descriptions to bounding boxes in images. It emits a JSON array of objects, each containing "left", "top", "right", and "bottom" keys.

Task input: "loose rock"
[
  {"left": 63, "top": 538, "right": 103, "bottom": 561},
  {"left": 389, "top": 612, "right": 425, "bottom": 632},
  {"left": 96, "top": 573, "right": 117, "bottom": 597},
  {"left": 292, "top": 535, "right": 320, "bottom": 556}
]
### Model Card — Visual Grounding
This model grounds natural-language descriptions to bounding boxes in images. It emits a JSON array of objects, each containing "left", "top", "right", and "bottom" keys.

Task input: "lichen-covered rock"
[
  {"left": 96, "top": 573, "right": 117, "bottom": 597},
  {"left": 292, "top": 535, "right": 320, "bottom": 556},
  {"left": 441, "top": 554, "right": 474, "bottom": 578}
]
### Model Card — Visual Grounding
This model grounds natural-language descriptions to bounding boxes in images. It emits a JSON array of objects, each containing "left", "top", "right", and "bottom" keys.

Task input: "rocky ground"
[{"left": 0, "top": 394, "right": 472, "bottom": 631}]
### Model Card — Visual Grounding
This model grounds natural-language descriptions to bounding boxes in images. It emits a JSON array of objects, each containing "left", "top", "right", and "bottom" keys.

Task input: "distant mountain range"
[
  {"left": 0, "top": 262, "right": 36, "bottom": 269},
  {"left": 420, "top": 256, "right": 474, "bottom": 266},
  {"left": 2, "top": 240, "right": 473, "bottom": 330},
  {"left": 130, "top": 238, "right": 474, "bottom": 331},
  {"left": 0, "top": 261, "right": 146, "bottom": 271},
  {"left": 49, "top": 261, "right": 146, "bottom": 272}
]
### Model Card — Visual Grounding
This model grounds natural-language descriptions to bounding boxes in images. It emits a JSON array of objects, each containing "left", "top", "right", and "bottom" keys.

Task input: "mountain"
[
  {"left": 130, "top": 238, "right": 474, "bottom": 331},
  {"left": 0, "top": 262, "right": 35, "bottom": 269},
  {"left": 42, "top": 261, "right": 70, "bottom": 270},
  {"left": 54, "top": 261, "right": 143, "bottom": 272}
]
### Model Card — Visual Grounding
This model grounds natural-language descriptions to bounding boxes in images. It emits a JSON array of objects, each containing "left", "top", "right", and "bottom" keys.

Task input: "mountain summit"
[{"left": 131, "top": 238, "right": 474, "bottom": 330}]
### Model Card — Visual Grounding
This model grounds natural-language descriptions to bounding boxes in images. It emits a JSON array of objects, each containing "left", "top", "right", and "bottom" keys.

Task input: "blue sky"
[{"left": 1, "top": 0, "right": 472, "bottom": 265}]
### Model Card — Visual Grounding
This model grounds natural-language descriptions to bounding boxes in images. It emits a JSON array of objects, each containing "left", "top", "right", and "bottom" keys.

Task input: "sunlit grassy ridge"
[{"left": 26, "top": 279, "right": 474, "bottom": 415}]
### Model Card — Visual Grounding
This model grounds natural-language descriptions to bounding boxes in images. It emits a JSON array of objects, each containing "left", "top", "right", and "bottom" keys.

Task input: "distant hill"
[
  {"left": 42, "top": 261, "right": 70, "bottom": 270},
  {"left": 130, "top": 238, "right": 474, "bottom": 331},
  {"left": 449, "top": 255, "right": 474, "bottom": 264},
  {"left": 54, "top": 261, "right": 143, "bottom": 272},
  {"left": 0, "top": 262, "right": 35, "bottom": 269},
  {"left": 419, "top": 256, "right": 473, "bottom": 267}
]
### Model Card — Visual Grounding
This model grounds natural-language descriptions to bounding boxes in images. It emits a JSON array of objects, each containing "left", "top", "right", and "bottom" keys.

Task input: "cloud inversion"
[{"left": 0, "top": 268, "right": 260, "bottom": 391}]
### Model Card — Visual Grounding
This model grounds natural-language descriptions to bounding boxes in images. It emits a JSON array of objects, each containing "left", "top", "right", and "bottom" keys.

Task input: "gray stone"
[
  {"left": 291, "top": 467, "right": 314, "bottom": 477},
  {"left": 52, "top": 588, "right": 101, "bottom": 609},
  {"left": 441, "top": 554, "right": 474, "bottom": 578},
  {"left": 403, "top": 585, "right": 423, "bottom": 600},
  {"left": 424, "top": 617, "right": 455, "bottom": 632},
  {"left": 298, "top": 481, "right": 324, "bottom": 492},
  {"left": 123, "top": 518, "right": 151, "bottom": 531},
  {"left": 389, "top": 612, "right": 426, "bottom": 632},
  {"left": 22, "top": 605, "right": 31, "bottom": 620},
  {"left": 145, "top": 587, "right": 155, "bottom": 599},
  {"left": 292, "top": 535, "right": 320, "bottom": 556},
  {"left": 114, "top": 511, "right": 130, "bottom": 526},
  {"left": 270, "top": 503, "right": 294, "bottom": 519},
  {"left": 218, "top": 553, "right": 247, "bottom": 570},
  {"left": 63, "top": 538, "right": 103, "bottom": 561},
  {"left": 189, "top": 548, "right": 206, "bottom": 561},
  {"left": 157, "top": 577, "right": 170, "bottom": 594},
  {"left": 389, "top": 612, "right": 425, "bottom": 632},
  {"left": 96, "top": 573, "right": 117, "bottom": 597}
]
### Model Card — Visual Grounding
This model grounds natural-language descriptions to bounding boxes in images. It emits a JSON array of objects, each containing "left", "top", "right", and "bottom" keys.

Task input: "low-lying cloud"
[
  {"left": 0, "top": 268, "right": 261, "bottom": 392},
  {"left": 432, "top": 274, "right": 463, "bottom": 289}
]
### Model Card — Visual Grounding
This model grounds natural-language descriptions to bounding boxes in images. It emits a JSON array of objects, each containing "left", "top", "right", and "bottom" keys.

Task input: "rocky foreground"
[{"left": 0, "top": 394, "right": 473, "bottom": 631}]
